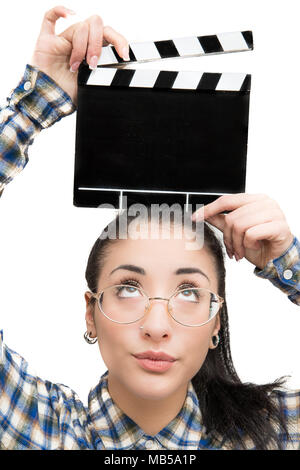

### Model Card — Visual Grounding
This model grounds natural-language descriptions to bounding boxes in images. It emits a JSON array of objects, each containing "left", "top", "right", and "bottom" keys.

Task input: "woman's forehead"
[{"left": 99, "top": 236, "right": 218, "bottom": 286}]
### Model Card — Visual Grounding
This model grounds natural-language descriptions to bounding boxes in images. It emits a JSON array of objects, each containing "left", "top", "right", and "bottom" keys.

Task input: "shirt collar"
[{"left": 88, "top": 371, "right": 210, "bottom": 450}]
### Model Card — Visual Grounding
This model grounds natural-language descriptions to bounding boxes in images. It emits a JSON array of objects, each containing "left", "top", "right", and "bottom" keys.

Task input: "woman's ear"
[
  {"left": 214, "top": 313, "right": 221, "bottom": 335},
  {"left": 84, "top": 291, "right": 97, "bottom": 337}
]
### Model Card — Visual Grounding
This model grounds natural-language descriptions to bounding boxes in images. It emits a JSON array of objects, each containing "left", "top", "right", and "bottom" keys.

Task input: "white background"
[{"left": 1, "top": 0, "right": 300, "bottom": 404}]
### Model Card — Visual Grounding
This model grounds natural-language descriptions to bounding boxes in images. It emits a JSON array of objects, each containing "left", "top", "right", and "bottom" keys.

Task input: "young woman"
[{"left": 0, "top": 6, "right": 299, "bottom": 450}]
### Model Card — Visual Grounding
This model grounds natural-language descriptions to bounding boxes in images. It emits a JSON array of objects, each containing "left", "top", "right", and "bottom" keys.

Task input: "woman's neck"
[{"left": 107, "top": 373, "right": 188, "bottom": 436}]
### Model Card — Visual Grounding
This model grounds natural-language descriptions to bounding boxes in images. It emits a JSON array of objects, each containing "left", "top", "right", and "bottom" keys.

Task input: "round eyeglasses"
[{"left": 90, "top": 284, "right": 224, "bottom": 327}]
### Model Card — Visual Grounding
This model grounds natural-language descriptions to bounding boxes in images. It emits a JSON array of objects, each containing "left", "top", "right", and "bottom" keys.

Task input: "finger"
[
  {"left": 85, "top": 15, "right": 104, "bottom": 69},
  {"left": 40, "top": 5, "right": 75, "bottom": 36},
  {"left": 204, "top": 215, "right": 233, "bottom": 258},
  {"left": 69, "top": 22, "right": 89, "bottom": 72},
  {"left": 192, "top": 193, "right": 266, "bottom": 221},
  {"left": 102, "top": 25, "right": 130, "bottom": 61},
  {"left": 204, "top": 214, "right": 233, "bottom": 258},
  {"left": 244, "top": 221, "right": 289, "bottom": 249},
  {"left": 229, "top": 209, "right": 281, "bottom": 260}
]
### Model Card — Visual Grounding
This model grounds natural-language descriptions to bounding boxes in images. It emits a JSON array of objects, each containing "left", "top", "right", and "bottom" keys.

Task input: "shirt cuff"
[
  {"left": 7, "top": 64, "right": 76, "bottom": 129},
  {"left": 254, "top": 237, "right": 300, "bottom": 304}
]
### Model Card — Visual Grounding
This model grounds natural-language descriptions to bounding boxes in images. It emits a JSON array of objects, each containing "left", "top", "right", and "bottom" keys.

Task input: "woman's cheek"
[
  {"left": 96, "top": 320, "right": 135, "bottom": 370},
  {"left": 183, "top": 329, "right": 212, "bottom": 375}
]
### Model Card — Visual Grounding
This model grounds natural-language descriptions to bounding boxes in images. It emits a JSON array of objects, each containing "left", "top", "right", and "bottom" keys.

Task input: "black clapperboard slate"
[{"left": 74, "top": 31, "right": 253, "bottom": 209}]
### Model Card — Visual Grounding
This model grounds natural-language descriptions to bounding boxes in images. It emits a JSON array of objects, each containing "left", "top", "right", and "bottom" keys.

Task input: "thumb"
[{"left": 40, "top": 6, "right": 75, "bottom": 36}]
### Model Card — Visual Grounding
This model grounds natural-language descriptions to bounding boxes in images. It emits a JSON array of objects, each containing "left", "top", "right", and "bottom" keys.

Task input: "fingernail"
[
  {"left": 234, "top": 253, "right": 241, "bottom": 262},
  {"left": 89, "top": 56, "right": 99, "bottom": 70},
  {"left": 70, "top": 61, "right": 80, "bottom": 73},
  {"left": 66, "top": 9, "right": 76, "bottom": 15},
  {"left": 122, "top": 46, "right": 130, "bottom": 61},
  {"left": 227, "top": 250, "right": 234, "bottom": 259}
]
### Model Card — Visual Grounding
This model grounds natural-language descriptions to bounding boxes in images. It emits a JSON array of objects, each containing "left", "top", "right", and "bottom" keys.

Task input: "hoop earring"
[
  {"left": 84, "top": 331, "right": 98, "bottom": 344},
  {"left": 212, "top": 334, "right": 220, "bottom": 348}
]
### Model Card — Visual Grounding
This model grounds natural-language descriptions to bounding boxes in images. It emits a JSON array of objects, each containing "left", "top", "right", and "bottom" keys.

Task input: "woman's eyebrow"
[
  {"left": 110, "top": 264, "right": 146, "bottom": 276},
  {"left": 110, "top": 264, "right": 210, "bottom": 282},
  {"left": 175, "top": 267, "right": 210, "bottom": 283}
]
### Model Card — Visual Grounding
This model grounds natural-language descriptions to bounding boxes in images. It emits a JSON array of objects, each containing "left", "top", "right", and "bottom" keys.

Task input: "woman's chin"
[{"left": 126, "top": 372, "right": 184, "bottom": 401}]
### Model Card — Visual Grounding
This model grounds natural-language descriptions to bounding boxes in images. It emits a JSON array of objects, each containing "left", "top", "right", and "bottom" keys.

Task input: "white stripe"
[
  {"left": 217, "top": 32, "right": 249, "bottom": 52},
  {"left": 98, "top": 46, "right": 119, "bottom": 66},
  {"left": 87, "top": 68, "right": 117, "bottom": 86},
  {"left": 129, "top": 69, "right": 160, "bottom": 88},
  {"left": 216, "top": 73, "right": 246, "bottom": 91},
  {"left": 78, "top": 187, "right": 226, "bottom": 196},
  {"left": 173, "top": 36, "right": 204, "bottom": 56},
  {"left": 172, "top": 71, "right": 203, "bottom": 89},
  {"left": 130, "top": 41, "right": 161, "bottom": 61},
  {"left": 185, "top": 194, "right": 190, "bottom": 211}
]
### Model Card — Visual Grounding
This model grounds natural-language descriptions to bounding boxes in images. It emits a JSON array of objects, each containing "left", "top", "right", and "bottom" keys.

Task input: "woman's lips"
[{"left": 133, "top": 356, "right": 176, "bottom": 372}]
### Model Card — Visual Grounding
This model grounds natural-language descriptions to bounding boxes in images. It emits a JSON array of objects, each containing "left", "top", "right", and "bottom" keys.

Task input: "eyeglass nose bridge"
[{"left": 145, "top": 296, "right": 173, "bottom": 316}]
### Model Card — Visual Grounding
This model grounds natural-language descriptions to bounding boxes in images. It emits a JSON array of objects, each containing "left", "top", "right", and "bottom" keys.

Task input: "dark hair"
[{"left": 85, "top": 208, "right": 290, "bottom": 450}]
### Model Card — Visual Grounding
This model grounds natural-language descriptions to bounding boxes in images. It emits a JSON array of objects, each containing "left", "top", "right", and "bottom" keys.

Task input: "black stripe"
[
  {"left": 240, "top": 74, "right": 251, "bottom": 92},
  {"left": 153, "top": 71, "right": 178, "bottom": 88},
  {"left": 110, "top": 69, "right": 136, "bottom": 87},
  {"left": 197, "top": 73, "right": 222, "bottom": 90},
  {"left": 111, "top": 46, "right": 136, "bottom": 64},
  {"left": 154, "top": 40, "right": 180, "bottom": 59},
  {"left": 78, "top": 61, "right": 92, "bottom": 86},
  {"left": 128, "top": 47, "right": 137, "bottom": 62},
  {"left": 242, "top": 31, "right": 254, "bottom": 50},
  {"left": 198, "top": 35, "right": 223, "bottom": 54},
  {"left": 109, "top": 46, "right": 137, "bottom": 64}
]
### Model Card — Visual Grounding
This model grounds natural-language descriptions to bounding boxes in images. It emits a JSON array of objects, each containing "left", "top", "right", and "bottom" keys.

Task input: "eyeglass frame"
[{"left": 89, "top": 284, "right": 224, "bottom": 328}]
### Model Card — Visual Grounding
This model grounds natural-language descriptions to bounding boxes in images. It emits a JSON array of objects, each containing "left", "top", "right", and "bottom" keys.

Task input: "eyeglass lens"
[{"left": 99, "top": 285, "right": 220, "bottom": 326}]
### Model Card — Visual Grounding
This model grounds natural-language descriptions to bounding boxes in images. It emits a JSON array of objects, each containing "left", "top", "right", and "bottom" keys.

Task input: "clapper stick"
[
  {"left": 97, "top": 30, "right": 253, "bottom": 66},
  {"left": 86, "top": 30, "right": 252, "bottom": 91},
  {"left": 74, "top": 30, "right": 253, "bottom": 210}
]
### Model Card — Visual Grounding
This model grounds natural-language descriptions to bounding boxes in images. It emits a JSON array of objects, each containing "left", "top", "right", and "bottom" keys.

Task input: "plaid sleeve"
[
  {"left": 270, "top": 388, "right": 300, "bottom": 449},
  {"left": 254, "top": 237, "right": 300, "bottom": 306},
  {"left": 0, "top": 64, "right": 76, "bottom": 197},
  {"left": 0, "top": 330, "right": 91, "bottom": 450}
]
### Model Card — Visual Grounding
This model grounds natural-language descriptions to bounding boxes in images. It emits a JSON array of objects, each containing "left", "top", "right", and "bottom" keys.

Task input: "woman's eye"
[
  {"left": 178, "top": 289, "right": 199, "bottom": 301},
  {"left": 117, "top": 286, "right": 140, "bottom": 298}
]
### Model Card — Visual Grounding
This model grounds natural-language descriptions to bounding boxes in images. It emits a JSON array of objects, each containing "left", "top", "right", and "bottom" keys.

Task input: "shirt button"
[
  {"left": 24, "top": 81, "right": 32, "bottom": 91},
  {"left": 145, "top": 439, "right": 157, "bottom": 450},
  {"left": 283, "top": 269, "right": 293, "bottom": 280}
]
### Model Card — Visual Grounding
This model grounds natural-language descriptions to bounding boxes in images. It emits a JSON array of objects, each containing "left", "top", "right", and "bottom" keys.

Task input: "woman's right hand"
[{"left": 30, "top": 5, "right": 130, "bottom": 105}]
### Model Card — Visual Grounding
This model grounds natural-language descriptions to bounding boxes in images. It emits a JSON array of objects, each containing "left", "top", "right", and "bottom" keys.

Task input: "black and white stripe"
[
  {"left": 97, "top": 30, "right": 253, "bottom": 66},
  {"left": 84, "top": 30, "right": 252, "bottom": 91},
  {"left": 87, "top": 69, "right": 251, "bottom": 91}
]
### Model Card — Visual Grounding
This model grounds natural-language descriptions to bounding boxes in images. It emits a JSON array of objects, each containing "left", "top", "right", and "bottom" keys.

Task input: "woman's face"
[{"left": 85, "top": 225, "right": 220, "bottom": 402}]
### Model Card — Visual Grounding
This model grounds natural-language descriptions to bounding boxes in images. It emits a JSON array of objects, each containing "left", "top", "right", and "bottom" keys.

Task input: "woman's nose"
[{"left": 140, "top": 299, "right": 172, "bottom": 339}]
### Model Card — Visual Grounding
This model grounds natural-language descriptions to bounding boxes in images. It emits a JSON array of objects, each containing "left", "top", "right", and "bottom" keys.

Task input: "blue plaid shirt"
[
  {"left": 1, "top": 324, "right": 300, "bottom": 450},
  {"left": 0, "top": 66, "right": 300, "bottom": 450}
]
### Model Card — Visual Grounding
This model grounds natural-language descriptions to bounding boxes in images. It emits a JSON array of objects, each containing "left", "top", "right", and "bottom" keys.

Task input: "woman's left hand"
[
  {"left": 191, "top": 193, "right": 294, "bottom": 269},
  {"left": 30, "top": 6, "right": 129, "bottom": 105}
]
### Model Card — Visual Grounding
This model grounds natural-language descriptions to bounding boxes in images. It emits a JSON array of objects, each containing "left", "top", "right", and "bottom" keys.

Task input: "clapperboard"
[{"left": 74, "top": 30, "right": 253, "bottom": 209}]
